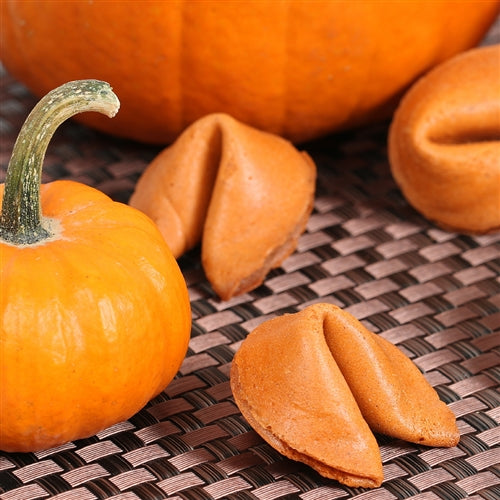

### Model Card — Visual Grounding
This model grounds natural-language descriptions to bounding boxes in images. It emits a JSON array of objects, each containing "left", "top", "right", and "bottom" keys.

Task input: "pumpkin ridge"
[
  {"left": 283, "top": 1, "right": 293, "bottom": 140},
  {"left": 1, "top": 2, "right": 499, "bottom": 143}
]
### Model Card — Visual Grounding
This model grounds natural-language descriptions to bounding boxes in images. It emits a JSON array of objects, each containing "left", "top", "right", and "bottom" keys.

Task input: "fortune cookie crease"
[
  {"left": 389, "top": 44, "right": 500, "bottom": 233},
  {"left": 129, "top": 113, "right": 316, "bottom": 301},
  {"left": 230, "top": 303, "right": 460, "bottom": 489}
]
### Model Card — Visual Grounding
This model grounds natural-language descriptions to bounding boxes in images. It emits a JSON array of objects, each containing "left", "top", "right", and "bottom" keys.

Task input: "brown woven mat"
[{"left": 1, "top": 36, "right": 499, "bottom": 500}]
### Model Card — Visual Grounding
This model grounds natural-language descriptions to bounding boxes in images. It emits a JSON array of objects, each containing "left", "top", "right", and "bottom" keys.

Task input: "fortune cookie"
[
  {"left": 230, "top": 303, "right": 459, "bottom": 488},
  {"left": 129, "top": 113, "right": 316, "bottom": 300},
  {"left": 388, "top": 44, "right": 500, "bottom": 233}
]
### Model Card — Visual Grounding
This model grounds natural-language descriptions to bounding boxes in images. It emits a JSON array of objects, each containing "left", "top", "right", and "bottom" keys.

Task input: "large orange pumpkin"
[
  {"left": 1, "top": 1, "right": 498, "bottom": 144},
  {"left": 0, "top": 80, "right": 191, "bottom": 452}
]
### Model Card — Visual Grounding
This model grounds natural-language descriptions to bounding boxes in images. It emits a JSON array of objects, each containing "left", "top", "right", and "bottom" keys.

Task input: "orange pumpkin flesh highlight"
[
  {"left": 1, "top": 1, "right": 499, "bottom": 144},
  {"left": 0, "top": 81, "right": 191, "bottom": 453}
]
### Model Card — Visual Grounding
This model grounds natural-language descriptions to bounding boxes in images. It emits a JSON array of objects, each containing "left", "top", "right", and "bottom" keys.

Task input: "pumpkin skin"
[
  {"left": 0, "top": 181, "right": 192, "bottom": 452},
  {"left": 0, "top": 82, "right": 192, "bottom": 453},
  {"left": 0, "top": 1, "right": 499, "bottom": 144}
]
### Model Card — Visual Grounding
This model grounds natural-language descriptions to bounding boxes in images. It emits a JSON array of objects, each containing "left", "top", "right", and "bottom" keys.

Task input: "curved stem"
[{"left": 0, "top": 80, "right": 120, "bottom": 245}]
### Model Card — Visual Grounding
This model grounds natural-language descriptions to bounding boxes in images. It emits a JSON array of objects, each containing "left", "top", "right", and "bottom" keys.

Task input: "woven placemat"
[{"left": 1, "top": 34, "right": 499, "bottom": 500}]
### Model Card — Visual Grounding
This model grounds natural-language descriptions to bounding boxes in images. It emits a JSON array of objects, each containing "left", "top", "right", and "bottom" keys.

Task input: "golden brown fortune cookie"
[
  {"left": 230, "top": 303, "right": 459, "bottom": 488},
  {"left": 388, "top": 44, "right": 500, "bottom": 233},
  {"left": 129, "top": 113, "right": 316, "bottom": 300}
]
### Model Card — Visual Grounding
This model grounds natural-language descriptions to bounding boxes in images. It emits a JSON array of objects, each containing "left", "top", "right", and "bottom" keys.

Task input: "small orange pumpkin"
[
  {"left": 1, "top": 1, "right": 498, "bottom": 144},
  {"left": 0, "top": 80, "right": 192, "bottom": 453}
]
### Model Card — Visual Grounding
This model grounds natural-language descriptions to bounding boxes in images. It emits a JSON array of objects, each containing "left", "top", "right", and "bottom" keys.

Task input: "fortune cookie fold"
[
  {"left": 230, "top": 303, "right": 460, "bottom": 488},
  {"left": 388, "top": 44, "right": 500, "bottom": 233},
  {"left": 129, "top": 113, "right": 316, "bottom": 300}
]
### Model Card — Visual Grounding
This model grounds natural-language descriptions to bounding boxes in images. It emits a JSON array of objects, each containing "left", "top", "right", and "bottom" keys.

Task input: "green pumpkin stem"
[{"left": 0, "top": 80, "right": 120, "bottom": 245}]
